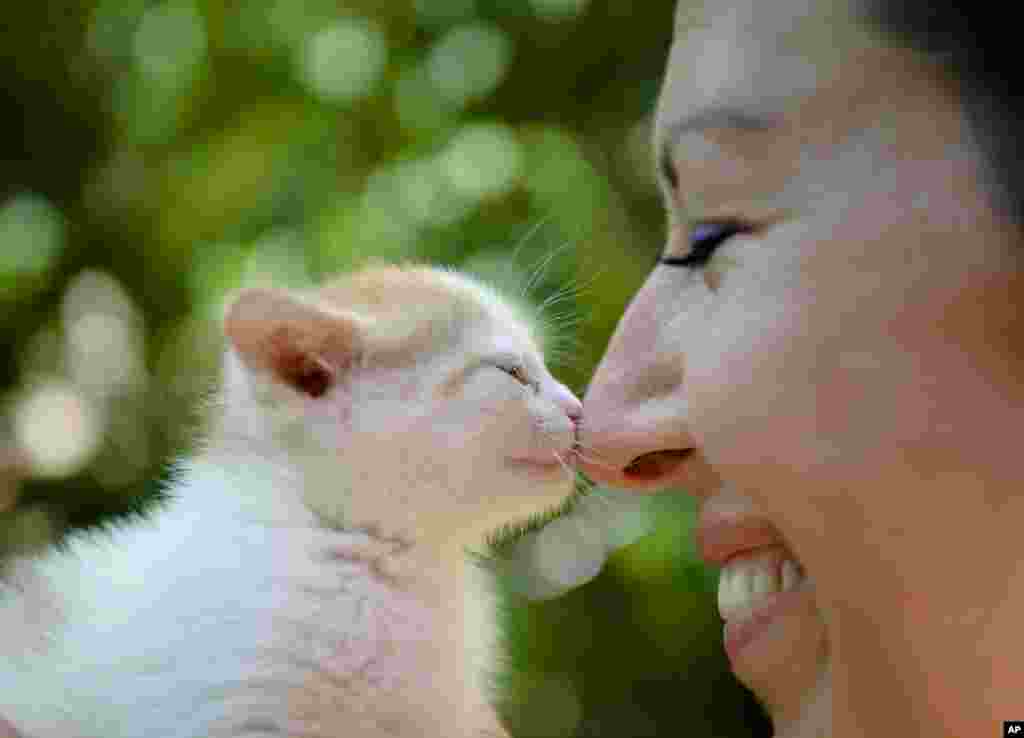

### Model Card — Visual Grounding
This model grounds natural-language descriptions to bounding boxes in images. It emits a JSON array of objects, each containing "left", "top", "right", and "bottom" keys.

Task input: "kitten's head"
[{"left": 218, "top": 264, "right": 581, "bottom": 551}]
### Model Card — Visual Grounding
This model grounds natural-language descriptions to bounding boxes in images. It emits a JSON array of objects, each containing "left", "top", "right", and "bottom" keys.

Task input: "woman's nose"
[
  {"left": 576, "top": 278, "right": 708, "bottom": 492},
  {"left": 579, "top": 384, "right": 722, "bottom": 497},
  {"left": 578, "top": 382, "right": 699, "bottom": 491}
]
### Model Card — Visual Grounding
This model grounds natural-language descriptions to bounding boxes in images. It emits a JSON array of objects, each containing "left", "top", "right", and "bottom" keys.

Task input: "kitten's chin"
[{"left": 459, "top": 466, "right": 575, "bottom": 540}]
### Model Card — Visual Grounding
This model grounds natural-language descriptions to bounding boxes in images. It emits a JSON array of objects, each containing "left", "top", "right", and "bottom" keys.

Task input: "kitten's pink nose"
[{"left": 553, "top": 383, "right": 583, "bottom": 424}]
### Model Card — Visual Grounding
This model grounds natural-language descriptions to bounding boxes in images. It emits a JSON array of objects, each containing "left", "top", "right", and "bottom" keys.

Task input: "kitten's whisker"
[
  {"left": 523, "top": 241, "right": 573, "bottom": 297},
  {"left": 538, "top": 303, "right": 579, "bottom": 328},
  {"left": 537, "top": 284, "right": 580, "bottom": 314},
  {"left": 523, "top": 246, "right": 561, "bottom": 297},
  {"left": 571, "top": 451, "right": 621, "bottom": 471},
  {"left": 541, "top": 436, "right": 619, "bottom": 471},
  {"left": 568, "top": 437, "right": 606, "bottom": 453},
  {"left": 567, "top": 443, "right": 622, "bottom": 471},
  {"left": 538, "top": 277, "right": 579, "bottom": 301},
  {"left": 536, "top": 268, "right": 603, "bottom": 315},
  {"left": 539, "top": 308, "right": 596, "bottom": 336},
  {"left": 543, "top": 262, "right": 607, "bottom": 303},
  {"left": 542, "top": 305, "right": 583, "bottom": 320},
  {"left": 553, "top": 332, "right": 584, "bottom": 347},
  {"left": 543, "top": 348, "right": 577, "bottom": 363},
  {"left": 542, "top": 316, "right": 585, "bottom": 332},
  {"left": 510, "top": 216, "right": 554, "bottom": 269},
  {"left": 540, "top": 340, "right": 580, "bottom": 357},
  {"left": 537, "top": 266, "right": 609, "bottom": 318},
  {"left": 551, "top": 449, "right": 575, "bottom": 477},
  {"left": 573, "top": 448, "right": 610, "bottom": 466},
  {"left": 575, "top": 265, "right": 609, "bottom": 297},
  {"left": 533, "top": 430, "right": 590, "bottom": 475}
]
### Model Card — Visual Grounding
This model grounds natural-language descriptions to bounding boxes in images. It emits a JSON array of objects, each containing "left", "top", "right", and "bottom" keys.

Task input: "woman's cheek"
[{"left": 680, "top": 256, "right": 806, "bottom": 456}]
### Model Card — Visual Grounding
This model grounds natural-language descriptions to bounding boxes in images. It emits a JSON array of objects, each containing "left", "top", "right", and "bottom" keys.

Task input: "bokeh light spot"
[
  {"left": 67, "top": 313, "right": 143, "bottom": 397},
  {"left": 13, "top": 381, "right": 104, "bottom": 480},
  {"left": 61, "top": 268, "right": 145, "bottom": 391},
  {"left": 0, "top": 194, "right": 66, "bottom": 285},
  {"left": 426, "top": 23, "right": 512, "bottom": 108},
  {"left": 132, "top": 0, "right": 207, "bottom": 92},
  {"left": 298, "top": 19, "right": 389, "bottom": 103},
  {"left": 120, "top": 0, "right": 207, "bottom": 142},
  {"left": 87, "top": 0, "right": 148, "bottom": 63},
  {"left": 62, "top": 270, "right": 146, "bottom": 401},
  {"left": 363, "top": 159, "right": 472, "bottom": 234},
  {"left": 524, "top": 126, "right": 611, "bottom": 242},
  {"left": 529, "top": 513, "right": 608, "bottom": 595},
  {"left": 441, "top": 123, "right": 523, "bottom": 202},
  {"left": 388, "top": 159, "right": 455, "bottom": 227}
]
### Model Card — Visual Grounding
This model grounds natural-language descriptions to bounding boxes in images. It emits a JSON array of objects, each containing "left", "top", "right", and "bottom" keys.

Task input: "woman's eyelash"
[{"left": 659, "top": 220, "right": 755, "bottom": 270}]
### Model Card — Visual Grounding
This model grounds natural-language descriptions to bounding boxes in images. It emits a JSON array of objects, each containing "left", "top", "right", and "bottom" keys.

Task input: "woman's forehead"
[{"left": 659, "top": 0, "right": 879, "bottom": 140}]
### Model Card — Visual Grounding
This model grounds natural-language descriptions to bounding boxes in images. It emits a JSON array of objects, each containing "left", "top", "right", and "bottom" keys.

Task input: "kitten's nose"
[{"left": 553, "top": 382, "right": 583, "bottom": 424}]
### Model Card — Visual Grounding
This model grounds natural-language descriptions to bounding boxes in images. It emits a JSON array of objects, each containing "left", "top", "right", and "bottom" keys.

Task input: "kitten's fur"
[{"left": 0, "top": 265, "right": 581, "bottom": 738}]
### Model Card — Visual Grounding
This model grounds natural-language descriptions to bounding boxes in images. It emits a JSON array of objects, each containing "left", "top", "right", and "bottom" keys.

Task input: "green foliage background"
[{"left": 0, "top": 1, "right": 770, "bottom": 735}]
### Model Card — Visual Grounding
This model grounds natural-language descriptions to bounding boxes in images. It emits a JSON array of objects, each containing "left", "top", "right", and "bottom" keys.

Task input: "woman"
[{"left": 578, "top": 1, "right": 1021, "bottom": 736}]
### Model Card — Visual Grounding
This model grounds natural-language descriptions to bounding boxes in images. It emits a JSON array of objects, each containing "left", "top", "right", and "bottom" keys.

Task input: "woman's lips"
[
  {"left": 575, "top": 429, "right": 826, "bottom": 690},
  {"left": 696, "top": 495, "right": 822, "bottom": 683},
  {"left": 697, "top": 504, "right": 784, "bottom": 566}
]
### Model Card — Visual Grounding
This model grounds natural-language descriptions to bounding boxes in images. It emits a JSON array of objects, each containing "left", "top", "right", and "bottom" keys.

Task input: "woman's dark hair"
[{"left": 861, "top": 2, "right": 1024, "bottom": 224}]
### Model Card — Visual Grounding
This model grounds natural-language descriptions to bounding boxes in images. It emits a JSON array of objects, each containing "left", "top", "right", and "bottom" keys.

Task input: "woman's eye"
[{"left": 661, "top": 219, "right": 755, "bottom": 270}]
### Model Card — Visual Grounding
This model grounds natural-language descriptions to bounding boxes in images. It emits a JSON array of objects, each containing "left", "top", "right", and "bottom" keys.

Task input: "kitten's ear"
[{"left": 224, "top": 288, "right": 367, "bottom": 399}]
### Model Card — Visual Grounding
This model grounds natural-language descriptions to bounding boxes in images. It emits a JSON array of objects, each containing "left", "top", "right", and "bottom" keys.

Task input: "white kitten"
[{"left": 0, "top": 264, "right": 581, "bottom": 738}]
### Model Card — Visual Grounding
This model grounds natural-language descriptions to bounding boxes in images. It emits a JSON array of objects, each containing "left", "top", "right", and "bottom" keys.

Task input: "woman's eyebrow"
[{"left": 658, "top": 105, "right": 780, "bottom": 188}]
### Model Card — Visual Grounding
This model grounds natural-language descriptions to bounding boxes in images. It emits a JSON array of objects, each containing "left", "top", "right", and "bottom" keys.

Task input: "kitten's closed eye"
[
  {"left": 499, "top": 365, "right": 531, "bottom": 387},
  {"left": 478, "top": 352, "right": 536, "bottom": 390}
]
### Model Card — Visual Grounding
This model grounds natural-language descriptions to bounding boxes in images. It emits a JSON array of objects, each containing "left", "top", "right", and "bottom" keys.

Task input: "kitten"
[{"left": 0, "top": 264, "right": 582, "bottom": 738}]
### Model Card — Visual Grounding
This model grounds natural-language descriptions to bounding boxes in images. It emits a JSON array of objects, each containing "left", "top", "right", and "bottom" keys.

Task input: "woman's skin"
[{"left": 578, "top": 1, "right": 1024, "bottom": 736}]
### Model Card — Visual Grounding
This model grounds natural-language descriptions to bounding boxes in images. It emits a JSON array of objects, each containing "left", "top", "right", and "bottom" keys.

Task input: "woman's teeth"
[{"left": 717, "top": 549, "right": 807, "bottom": 622}]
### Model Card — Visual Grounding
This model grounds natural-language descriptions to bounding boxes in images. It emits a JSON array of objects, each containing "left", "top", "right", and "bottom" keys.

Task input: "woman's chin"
[
  {"left": 770, "top": 672, "right": 832, "bottom": 738},
  {"left": 724, "top": 587, "right": 830, "bottom": 730}
]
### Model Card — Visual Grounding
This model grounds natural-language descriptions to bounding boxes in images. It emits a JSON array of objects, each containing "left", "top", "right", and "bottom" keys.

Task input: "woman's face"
[{"left": 580, "top": 0, "right": 1024, "bottom": 734}]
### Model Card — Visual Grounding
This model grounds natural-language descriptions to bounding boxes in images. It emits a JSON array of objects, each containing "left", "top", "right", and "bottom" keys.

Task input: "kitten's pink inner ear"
[
  {"left": 273, "top": 349, "right": 334, "bottom": 399},
  {"left": 224, "top": 287, "right": 364, "bottom": 399}
]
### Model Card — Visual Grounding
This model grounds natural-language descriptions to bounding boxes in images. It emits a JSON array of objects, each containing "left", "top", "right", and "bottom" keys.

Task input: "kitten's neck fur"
[
  {"left": 184, "top": 437, "right": 505, "bottom": 736},
  {"left": 190, "top": 437, "right": 469, "bottom": 598},
  {"left": 0, "top": 446, "right": 507, "bottom": 738}
]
